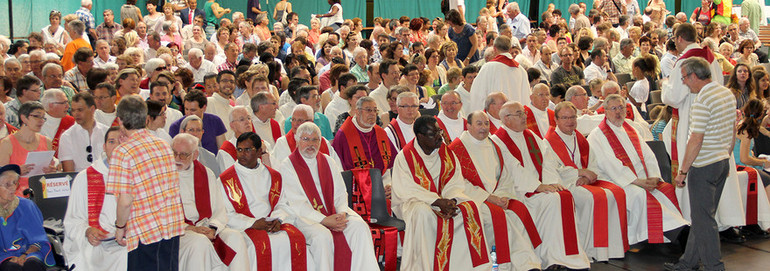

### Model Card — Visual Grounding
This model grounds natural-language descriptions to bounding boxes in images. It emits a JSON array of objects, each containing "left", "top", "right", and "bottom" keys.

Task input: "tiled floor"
[{"left": 591, "top": 237, "right": 770, "bottom": 270}]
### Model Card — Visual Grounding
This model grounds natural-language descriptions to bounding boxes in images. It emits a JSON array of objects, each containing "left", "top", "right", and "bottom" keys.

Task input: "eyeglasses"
[
  {"left": 86, "top": 145, "right": 93, "bottom": 163},
  {"left": 398, "top": 105, "right": 420, "bottom": 109},
  {"left": 358, "top": 108, "right": 378, "bottom": 113},
  {"left": 52, "top": 101, "right": 68, "bottom": 106},
  {"left": 557, "top": 116, "right": 577, "bottom": 120},
  {"left": 28, "top": 114, "right": 47, "bottom": 121},
  {"left": 300, "top": 137, "right": 321, "bottom": 143},
  {"left": 606, "top": 105, "right": 626, "bottom": 111},
  {"left": 236, "top": 147, "right": 256, "bottom": 153},
  {"left": 155, "top": 66, "right": 168, "bottom": 71},
  {"left": 291, "top": 118, "right": 313, "bottom": 123},
  {"left": 442, "top": 101, "right": 461, "bottom": 106},
  {"left": 173, "top": 151, "right": 193, "bottom": 159}
]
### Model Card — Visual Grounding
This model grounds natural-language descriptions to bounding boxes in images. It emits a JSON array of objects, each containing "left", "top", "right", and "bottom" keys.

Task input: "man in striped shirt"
[{"left": 666, "top": 57, "right": 736, "bottom": 271}]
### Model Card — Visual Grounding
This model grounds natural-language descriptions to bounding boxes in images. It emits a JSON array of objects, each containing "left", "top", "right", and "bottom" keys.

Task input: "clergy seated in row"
[
  {"left": 278, "top": 123, "right": 380, "bottom": 270},
  {"left": 172, "top": 133, "right": 252, "bottom": 271},
  {"left": 59, "top": 92, "right": 110, "bottom": 172},
  {"left": 490, "top": 102, "right": 591, "bottom": 269},
  {"left": 274, "top": 105, "right": 341, "bottom": 166},
  {"left": 436, "top": 91, "right": 467, "bottom": 144},
  {"left": 595, "top": 82, "right": 653, "bottom": 140},
  {"left": 217, "top": 106, "right": 273, "bottom": 171},
  {"left": 206, "top": 70, "right": 236, "bottom": 140},
  {"left": 92, "top": 83, "right": 120, "bottom": 127},
  {"left": 63, "top": 127, "right": 126, "bottom": 270},
  {"left": 563, "top": 86, "right": 605, "bottom": 136},
  {"left": 282, "top": 86, "right": 335, "bottom": 141},
  {"left": 524, "top": 84, "right": 556, "bottom": 138},
  {"left": 180, "top": 115, "right": 221, "bottom": 175},
  {"left": 391, "top": 116, "right": 494, "bottom": 270},
  {"left": 40, "top": 89, "right": 74, "bottom": 157},
  {"left": 169, "top": 90, "right": 227, "bottom": 155},
  {"left": 543, "top": 102, "right": 630, "bottom": 261},
  {"left": 484, "top": 92, "right": 508, "bottom": 135},
  {"left": 250, "top": 91, "right": 285, "bottom": 149},
  {"left": 587, "top": 94, "right": 689, "bottom": 246},
  {"left": 386, "top": 91, "right": 420, "bottom": 150},
  {"left": 218, "top": 132, "right": 314, "bottom": 270},
  {"left": 448, "top": 111, "right": 544, "bottom": 270}
]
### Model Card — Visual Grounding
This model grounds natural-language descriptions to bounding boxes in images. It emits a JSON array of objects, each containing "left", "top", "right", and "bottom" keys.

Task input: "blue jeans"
[{"left": 127, "top": 236, "right": 180, "bottom": 271}]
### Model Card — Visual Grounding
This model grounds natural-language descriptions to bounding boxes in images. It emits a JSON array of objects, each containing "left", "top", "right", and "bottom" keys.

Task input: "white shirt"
[
  {"left": 59, "top": 122, "right": 109, "bottom": 172},
  {"left": 629, "top": 78, "right": 650, "bottom": 112},
  {"left": 186, "top": 60, "right": 217, "bottom": 82},
  {"left": 206, "top": 92, "right": 234, "bottom": 138},
  {"left": 94, "top": 109, "right": 117, "bottom": 127},
  {"left": 323, "top": 92, "right": 349, "bottom": 129},
  {"left": 521, "top": 47, "right": 540, "bottom": 66},
  {"left": 455, "top": 83, "right": 471, "bottom": 116},
  {"left": 583, "top": 62, "right": 608, "bottom": 83},
  {"left": 165, "top": 107, "right": 183, "bottom": 132},
  {"left": 148, "top": 128, "right": 172, "bottom": 144},
  {"left": 370, "top": 83, "right": 391, "bottom": 114},
  {"left": 437, "top": 111, "right": 465, "bottom": 141},
  {"left": 41, "top": 113, "right": 62, "bottom": 139},
  {"left": 528, "top": 105, "right": 551, "bottom": 137},
  {"left": 93, "top": 55, "right": 116, "bottom": 68}
]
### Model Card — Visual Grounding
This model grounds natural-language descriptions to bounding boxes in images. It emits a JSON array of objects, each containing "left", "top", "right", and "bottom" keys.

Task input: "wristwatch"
[{"left": 678, "top": 170, "right": 688, "bottom": 176}]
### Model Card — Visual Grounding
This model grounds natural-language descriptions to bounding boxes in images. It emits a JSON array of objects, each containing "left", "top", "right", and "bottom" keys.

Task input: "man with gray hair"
[
  {"left": 470, "top": 35, "right": 529, "bottom": 112},
  {"left": 664, "top": 57, "right": 736, "bottom": 271},
  {"left": 436, "top": 91, "right": 466, "bottom": 143},
  {"left": 185, "top": 48, "right": 217, "bottom": 82},
  {"left": 569, "top": 4, "right": 590, "bottom": 34},
  {"left": 28, "top": 49, "right": 46, "bottom": 79},
  {"left": 386, "top": 91, "right": 420, "bottom": 150},
  {"left": 180, "top": 115, "right": 221, "bottom": 175},
  {"left": 612, "top": 38, "right": 636, "bottom": 74},
  {"left": 484, "top": 92, "right": 508, "bottom": 134},
  {"left": 250, "top": 92, "right": 283, "bottom": 148},
  {"left": 506, "top": 2, "right": 530, "bottom": 40},
  {"left": 76, "top": 0, "right": 97, "bottom": 40},
  {"left": 4, "top": 58, "right": 23, "bottom": 90},
  {"left": 273, "top": 104, "right": 340, "bottom": 166},
  {"left": 280, "top": 122, "right": 379, "bottom": 270},
  {"left": 40, "top": 89, "right": 74, "bottom": 156},
  {"left": 62, "top": 19, "right": 91, "bottom": 71},
  {"left": 93, "top": 39, "right": 115, "bottom": 68}
]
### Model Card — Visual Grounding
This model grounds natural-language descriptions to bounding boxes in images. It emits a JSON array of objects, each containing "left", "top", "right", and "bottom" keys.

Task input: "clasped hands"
[
  {"left": 252, "top": 218, "right": 283, "bottom": 233},
  {"left": 432, "top": 198, "right": 458, "bottom": 219}
]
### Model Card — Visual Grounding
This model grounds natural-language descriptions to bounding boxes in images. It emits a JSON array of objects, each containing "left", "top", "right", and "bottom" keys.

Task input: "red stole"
[
  {"left": 219, "top": 165, "right": 307, "bottom": 270},
  {"left": 85, "top": 166, "right": 107, "bottom": 233},
  {"left": 286, "top": 130, "right": 330, "bottom": 155},
  {"left": 490, "top": 54, "right": 520, "bottom": 67},
  {"left": 339, "top": 116, "right": 392, "bottom": 171},
  {"left": 220, "top": 141, "right": 237, "bottom": 160},
  {"left": 388, "top": 118, "right": 407, "bottom": 150},
  {"left": 489, "top": 120, "right": 498, "bottom": 134},
  {"left": 252, "top": 118, "right": 283, "bottom": 143},
  {"left": 188, "top": 161, "right": 212, "bottom": 223},
  {"left": 596, "top": 103, "right": 635, "bottom": 121},
  {"left": 4, "top": 122, "right": 18, "bottom": 136},
  {"left": 598, "top": 118, "right": 680, "bottom": 243},
  {"left": 524, "top": 106, "right": 555, "bottom": 138},
  {"left": 53, "top": 116, "right": 75, "bottom": 157},
  {"left": 402, "top": 141, "right": 490, "bottom": 268},
  {"left": 435, "top": 116, "right": 467, "bottom": 144},
  {"left": 544, "top": 127, "right": 630, "bottom": 251},
  {"left": 110, "top": 116, "right": 120, "bottom": 127},
  {"left": 679, "top": 47, "right": 716, "bottom": 63},
  {"left": 737, "top": 166, "right": 760, "bottom": 225},
  {"left": 493, "top": 127, "right": 580, "bottom": 255},
  {"left": 670, "top": 108, "right": 680, "bottom": 181},
  {"left": 288, "top": 150, "right": 352, "bottom": 271}
]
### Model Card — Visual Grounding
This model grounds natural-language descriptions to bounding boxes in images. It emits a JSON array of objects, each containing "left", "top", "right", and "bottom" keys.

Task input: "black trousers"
[{"left": 127, "top": 236, "right": 180, "bottom": 271}]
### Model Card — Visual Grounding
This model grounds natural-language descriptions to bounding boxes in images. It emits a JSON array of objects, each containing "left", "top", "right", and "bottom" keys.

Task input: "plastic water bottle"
[{"left": 490, "top": 246, "right": 498, "bottom": 271}]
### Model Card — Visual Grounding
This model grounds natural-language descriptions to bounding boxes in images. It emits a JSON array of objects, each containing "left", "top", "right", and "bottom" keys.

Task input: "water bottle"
[{"left": 490, "top": 245, "right": 498, "bottom": 271}]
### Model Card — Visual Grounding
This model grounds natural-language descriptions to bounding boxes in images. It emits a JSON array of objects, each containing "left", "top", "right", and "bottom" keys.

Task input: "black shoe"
[
  {"left": 719, "top": 227, "right": 747, "bottom": 244},
  {"left": 663, "top": 261, "right": 697, "bottom": 271},
  {"left": 741, "top": 224, "right": 770, "bottom": 238}
]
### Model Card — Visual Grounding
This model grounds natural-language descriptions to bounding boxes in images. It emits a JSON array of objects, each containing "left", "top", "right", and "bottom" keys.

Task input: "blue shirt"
[
  {"left": 448, "top": 23, "right": 477, "bottom": 63},
  {"left": 169, "top": 113, "right": 227, "bottom": 154},
  {"left": 76, "top": 7, "right": 95, "bottom": 30},
  {"left": 507, "top": 13, "right": 531, "bottom": 40},
  {"left": 283, "top": 112, "right": 335, "bottom": 141}
]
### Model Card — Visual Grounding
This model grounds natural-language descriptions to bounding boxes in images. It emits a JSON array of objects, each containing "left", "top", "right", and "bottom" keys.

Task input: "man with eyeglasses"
[
  {"left": 92, "top": 82, "right": 119, "bottom": 127},
  {"left": 5, "top": 75, "right": 41, "bottom": 128},
  {"left": 282, "top": 86, "right": 335, "bottom": 140},
  {"left": 484, "top": 92, "right": 508, "bottom": 135},
  {"left": 542, "top": 102, "right": 629, "bottom": 262},
  {"left": 386, "top": 92, "right": 420, "bottom": 151},
  {"left": 280, "top": 122, "right": 379, "bottom": 270},
  {"left": 28, "top": 49, "right": 46, "bottom": 80},
  {"left": 41, "top": 63, "right": 77, "bottom": 101},
  {"left": 524, "top": 84, "right": 556, "bottom": 139},
  {"left": 140, "top": 58, "right": 168, "bottom": 89},
  {"left": 595, "top": 81, "right": 653, "bottom": 140},
  {"left": 491, "top": 101, "right": 591, "bottom": 270},
  {"left": 550, "top": 46, "right": 585, "bottom": 87},
  {"left": 470, "top": 36, "right": 530, "bottom": 112},
  {"left": 171, "top": 133, "right": 248, "bottom": 271},
  {"left": 587, "top": 94, "right": 689, "bottom": 250},
  {"left": 217, "top": 106, "right": 272, "bottom": 171},
  {"left": 218, "top": 132, "right": 310, "bottom": 271},
  {"left": 40, "top": 89, "right": 74, "bottom": 157},
  {"left": 64, "top": 47, "right": 94, "bottom": 92},
  {"left": 250, "top": 92, "right": 283, "bottom": 149},
  {"left": 179, "top": 115, "right": 221, "bottom": 175},
  {"left": 273, "top": 104, "right": 341, "bottom": 167},
  {"left": 435, "top": 91, "right": 466, "bottom": 144},
  {"left": 59, "top": 92, "right": 108, "bottom": 172},
  {"left": 206, "top": 70, "right": 236, "bottom": 139}
]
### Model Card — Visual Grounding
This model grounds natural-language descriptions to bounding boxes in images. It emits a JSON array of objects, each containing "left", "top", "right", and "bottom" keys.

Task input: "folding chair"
[
  {"left": 27, "top": 172, "right": 78, "bottom": 270},
  {"left": 342, "top": 168, "right": 404, "bottom": 271},
  {"left": 646, "top": 141, "right": 672, "bottom": 184},
  {"left": 616, "top": 73, "right": 632, "bottom": 87},
  {"left": 650, "top": 90, "right": 662, "bottom": 104}
]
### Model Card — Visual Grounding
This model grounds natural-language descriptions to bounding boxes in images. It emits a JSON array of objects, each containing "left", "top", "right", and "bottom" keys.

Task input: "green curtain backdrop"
[{"left": 371, "top": 0, "right": 525, "bottom": 25}]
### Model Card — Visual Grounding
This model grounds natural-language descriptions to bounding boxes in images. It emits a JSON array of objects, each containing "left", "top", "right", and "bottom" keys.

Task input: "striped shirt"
[
  {"left": 106, "top": 129, "right": 185, "bottom": 251},
  {"left": 689, "top": 81, "right": 736, "bottom": 167}
]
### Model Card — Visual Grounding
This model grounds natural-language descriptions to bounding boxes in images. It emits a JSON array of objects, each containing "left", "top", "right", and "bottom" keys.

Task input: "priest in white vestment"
[
  {"left": 217, "top": 106, "right": 273, "bottom": 171},
  {"left": 544, "top": 102, "right": 628, "bottom": 261},
  {"left": 93, "top": 83, "right": 119, "bottom": 127},
  {"left": 40, "top": 89, "right": 75, "bottom": 156},
  {"left": 485, "top": 92, "right": 508, "bottom": 134},
  {"left": 490, "top": 102, "right": 591, "bottom": 269},
  {"left": 436, "top": 91, "right": 467, "bottom": 144},
  {"left": 172, "top": 134, "right": 249, "bottom": 271},
  {"left": 250, "top": 92, "right": 285, "bottom": 148},
  {"left": 391, "top": 116, "right": 493, "bottom": 271},
  {"left": 273, "top": 105, "right": 340, "bottom": 166},
  {"left": 64, "top": 127, "right": 127, "bottom": 270},
  {"left": 219, "top": 132, "right": 314, "bottom": 271},
  {"left": 524, "top": 84, "right": 556, "bottom": 138},
  {"left": 596, "top": 82, "right": 653, "bottom": 140},
  {"left": 587, "top": 95, "right": 689, "bottom": 245},
  {"left": 470, "top": 36, "right": 530, "bottom": 112},
  {"left": 449, "top": 111, "right": 543, "bottom": 271},
  {"left": 564, "top": 86, "right": 605, "bottom": 136},
  {"left": 279, "top": 123, "right": 379, "bottom": 271},
  {"left": 206, "top": 71, "right": 236, "bottom": 139},
  {"left": 385, "top": 92, "right": 419, "bottom": 150}
]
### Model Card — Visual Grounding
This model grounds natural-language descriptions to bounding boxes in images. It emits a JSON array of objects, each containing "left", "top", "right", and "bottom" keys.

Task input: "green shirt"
[{"left": 204, "top": 1, "right": 217, "bottom": 26}]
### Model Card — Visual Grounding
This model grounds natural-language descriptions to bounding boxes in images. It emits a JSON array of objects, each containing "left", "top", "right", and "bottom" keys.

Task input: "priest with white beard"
[
  {"left": 279, "top": 122, "right": 379, "bottom": 271},
  {"left": 485, "top": 92, "right": 508, "bottom": 135},
  {"left": 470, "top": 36, "right": 530, "bottom": 112},
  {"left": 218, "top": 132, "right": 313, "bottom": 271},
  {"left": 217, "top": 106, "right": 273, "bottom": 171},
  {"left": 64, "top": 127, "right": 127, "bottom": 270},
  {"left": 448, "top": 111, "right": 543, "bottom": 271},
  {"left": 273, "top": 105, "right": 340, "bottom": 166},
  {"left": 391, "top": 116, "right": 493, "bottom": 271},
  {"left": 543, "top": 102, "right": 629, "bottom": 261},
  {"left": 385, "top": 92, "right": 420, "bottom": 150},
  {"left": 490, "top": 102, "right": 591, "bottom": 269},
  {"left": 587, "top": 94, "right": 689, "bottom": 246},
  {"left": 172, "top": 134, "right": 249, "bottom": 271},
  {"left": 435, "top": 91, "right": 467, "bottom": 144},
  {"left": 524, "top": 84, "right": 556, "bottom": 138}
]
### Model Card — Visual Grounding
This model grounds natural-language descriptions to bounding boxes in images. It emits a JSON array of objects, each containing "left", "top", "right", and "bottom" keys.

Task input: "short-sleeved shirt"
[
  {"left": 168, "top": 113, "right": 227, "bottom": 154},
  {"left": 96, "top": 22, "right": 123, "bottom": 42},
  {"left": 106, "top": 129, "right": 185, "bottom": 251},
  {"left": 551, "top": 65, "right": 584, "bottom": 86},
  {"left": 689, "top": 82, "right": 736, "bottom": 167},
  {"left": 448, "top": 24, "right": 477, "bottom": 63},
  {"left": 599, "top": 0, "right": 625, "bottom": 24},
  {"left": 76, "top": 7, "right": 95, "bottom": 31}
]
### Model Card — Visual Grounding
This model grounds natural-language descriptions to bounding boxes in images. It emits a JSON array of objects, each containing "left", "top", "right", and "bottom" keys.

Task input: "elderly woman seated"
[{"left": 0, "top": 164, "right": 54, "bottom": 271}]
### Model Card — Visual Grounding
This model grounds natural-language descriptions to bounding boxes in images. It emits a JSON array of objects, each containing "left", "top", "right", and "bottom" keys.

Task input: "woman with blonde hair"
[{"left": 439, "top": 40, "right": 463, "bottom": 70}]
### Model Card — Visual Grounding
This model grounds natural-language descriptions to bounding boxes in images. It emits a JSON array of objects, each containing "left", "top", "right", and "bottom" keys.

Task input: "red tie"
[{"left": 189, "top": 10, "right": 194, "bottom": 24}]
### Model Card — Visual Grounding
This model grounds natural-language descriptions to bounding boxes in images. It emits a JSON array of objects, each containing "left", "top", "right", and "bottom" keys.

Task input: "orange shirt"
[{"left": 61, "top": 38, "right": 92, "bottom": 71}]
